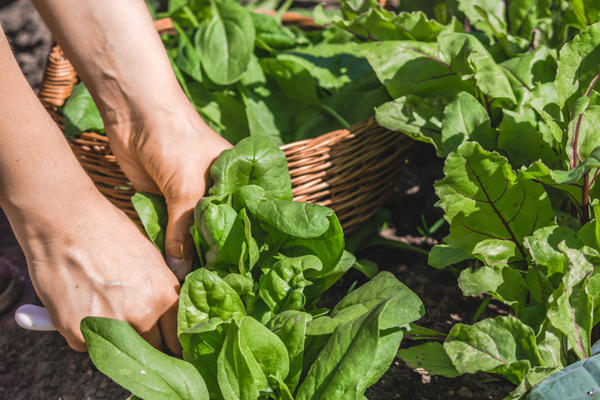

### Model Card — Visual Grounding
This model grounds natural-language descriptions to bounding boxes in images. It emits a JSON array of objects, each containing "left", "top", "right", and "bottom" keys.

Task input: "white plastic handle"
[{"left": 15, "top": 304, "right": 56, "bottom": 331}]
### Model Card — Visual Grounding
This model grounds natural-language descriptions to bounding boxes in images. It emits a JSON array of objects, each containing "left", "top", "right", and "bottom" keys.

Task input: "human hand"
[
  {"left": 104, "top": 98, "right": 231, "bottom": 279},
  {"left": 22, "top": 192, "right": 181, "bottom": 353}
]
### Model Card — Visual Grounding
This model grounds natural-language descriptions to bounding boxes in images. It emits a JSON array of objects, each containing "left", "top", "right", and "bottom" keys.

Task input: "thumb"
[{"left": 165, "top": 198, "right": 196, "bottom": 281}]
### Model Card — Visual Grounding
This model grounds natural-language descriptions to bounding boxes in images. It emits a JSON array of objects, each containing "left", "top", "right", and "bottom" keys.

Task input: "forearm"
[
  {"left": 31, "top": 0, "right": 183, "bottom": 126},
  {"left": 0, "top": 29, "right": 99, "bottom": 242}
]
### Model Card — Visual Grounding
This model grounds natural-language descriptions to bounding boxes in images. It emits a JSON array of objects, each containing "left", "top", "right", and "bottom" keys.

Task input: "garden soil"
[{"left": 0, "top": 1, "right": 516, "bottom": 399}]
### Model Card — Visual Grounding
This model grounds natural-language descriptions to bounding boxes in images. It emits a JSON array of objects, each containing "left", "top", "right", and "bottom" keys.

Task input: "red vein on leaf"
[{"left": 570, "top": 305, "right": 587, "bottom": 359}]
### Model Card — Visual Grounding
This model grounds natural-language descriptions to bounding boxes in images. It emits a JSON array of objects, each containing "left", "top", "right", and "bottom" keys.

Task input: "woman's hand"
[
  {"left": 105, "top": 100, "right": 231, "bottom": 279},
  {"left": 0, "top": 26, "right": 182, "bottom": 353},
  {"left": 24, "top": 193, "right": 182, "bottom": 353}
]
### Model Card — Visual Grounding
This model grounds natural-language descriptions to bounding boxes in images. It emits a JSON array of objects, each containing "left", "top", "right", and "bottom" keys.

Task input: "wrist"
[{"left": 1, "top": 166, "right": 105, "bottom": 253}]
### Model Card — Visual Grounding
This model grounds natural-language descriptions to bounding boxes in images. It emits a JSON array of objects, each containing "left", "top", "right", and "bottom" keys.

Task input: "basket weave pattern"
[{"left": 37, "top": 18, "right": 410, "bottom": 232}]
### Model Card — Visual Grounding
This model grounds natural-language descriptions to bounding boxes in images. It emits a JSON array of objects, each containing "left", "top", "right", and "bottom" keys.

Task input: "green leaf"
[
  {"left": 304, "top": 250, "right": 355, "bottom": 303},
  {"left": 567, "top": 106, "right": 600, "bottom": 165},
  {"left": 178, "top": 268, "right": 246, "bottom": 348},
  {"left": 236, "top": 185, "right": 333, "bottom": 239},
  {"left": 524, "top": 225, "right": 589, "bottom": 278},
  {"left": 241, "top": 86, "right": 284, "bottom": 146},
  {"left": 173, "top": 23, "right": 203, "bottom": 82},
  {"left": 438, "top": 32, "right": 516, "bottom": 103},
  {"left": 209, "top": 136, "right": 292, "bottom": 200},
  {"left": 252, "top": 12, "right": 297, "bottom": 50},
  {"left": 360, "top": 41, "right": 469, "bottom": 98},
  {"left": 428, "top": 244, "right": 471, "bottom": 269},
  {"left": 62, "top": 82, "right": 104, "bottom": 138},
  {"left": 267, "top": 310, "right": 312, "bottom": 391},
  {"left": 296, "top": 297, "right": 406, "bottom": 399},
  {"left": 277, "top": 42, "right": 375, "bottom": 91},
  {"left": 217, "top": 320, "right": 268, "bottom": 399},
  {"left": 196, "top": 1, "right": 255, "bottom": 85},
  {"left": 81, "top": 317, "right": 209, "bottom": 400},
  {"left": 435, "top": 142, "right": 555, "bottom": 265},
  {"left": 557, "top": 22, "right": 600, "bottom": 108},
  {"left": 456, "top": 0, "right": 506, "bottom": 36},
  {"left": 375, "top": 96, "right": 444, "bottom": 155},
  {"left": 195, "top": 198, "right": 248, "bottom": 268},
  {"left": 547, "top": 245, "right": 595, "bottom": 360},
  {"left": 397, "top": 342, "right": 460, "bottom": 378},
  {"left": 258, "top": 255, "right": 322, "bottom": 312},
  {"left": 131, "top": 192, "right": 167, "bottom": 254},
  {"left": 444, "top": 316, "right": 543, "bottom": 384},
  {"left": 352, "top": 259, "right": 379, "bottom": 279},
  {"left": 497, "top": 106, "right": 560, "bottom": 168},
  {"left": 261, "top": 58, "right": 320, "bottom": 105},
  {"left": 307, "top": 271, "right": 424, "bottom": 336},
  {"left": 440, "top": 91, "right": 496, "bottom": 155},
  {"left": 500, "top": 46, "right": 557, "bottom": 91},
  {"left": 238, "top": 316, "right": 290, "bottom": 381}
]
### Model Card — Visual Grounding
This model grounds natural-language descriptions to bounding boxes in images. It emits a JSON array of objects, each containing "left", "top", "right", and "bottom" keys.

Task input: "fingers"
[
  {"left": 139, "top": 323, "right": 163, "bottom": 350},
  {"left": 159, "top": 301, "right": 182, "bottom": 355},
  {"left": 165, "top": 198, "right": 196, "bottom": 280}
]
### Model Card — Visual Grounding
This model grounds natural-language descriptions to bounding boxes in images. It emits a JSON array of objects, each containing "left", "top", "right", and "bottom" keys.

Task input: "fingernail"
[{"left": 167, "top": 258, "right": 192, "bottom": 280}]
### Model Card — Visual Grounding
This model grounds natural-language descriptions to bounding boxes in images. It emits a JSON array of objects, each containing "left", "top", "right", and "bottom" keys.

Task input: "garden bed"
[{"left": 0, "top": 143, "right": 514, "bottom": 399}]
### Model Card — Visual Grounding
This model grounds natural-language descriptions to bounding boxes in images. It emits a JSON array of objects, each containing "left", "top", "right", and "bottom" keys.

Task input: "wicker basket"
[{"left": 37, "top": 17, "right": 410, "bottom": 233}]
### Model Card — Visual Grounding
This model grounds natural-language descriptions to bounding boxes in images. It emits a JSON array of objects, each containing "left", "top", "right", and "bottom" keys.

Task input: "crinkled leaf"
[
  {"left": 498, "top": 106, "right": 560, "bottom": 168},
  {"left": 258, "top": 255, "right": 322, "bottom": 313},
  {"left": 178, "top": 268, "right": 246, "bottom": 346},
  {"left": 436, "top": 142, "right": 555, "bottom": 265},
  {"left": 438, "top": 32, "right": 516, "bottom": 103},
  {"left": 360, "top": 41, "right": 469, "bottom": 98},
  {"left": 375, "top": 96, "right": 444, "bottom": 155},
  {"left": 440, "top": 91, "right": 496, "bottom": 155},
  {"left": 547, "top": 245, "right": 595, "bottom": 360},
  {"left": 444, "top": 316, "right": 542, "bottom": 384},
  {"left": 557, "top": 22, "right": 600, "bottom": 108}
]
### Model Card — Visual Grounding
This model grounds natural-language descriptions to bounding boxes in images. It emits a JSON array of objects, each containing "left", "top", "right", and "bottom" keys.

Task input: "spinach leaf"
[
  {"left": 62, "top": 82, "right": 104, "bottom": 138},
  {"left": 196, "top": 0, "right": 255, "bottom": 85},
  {"left": 131, "top": 192, "right": 167, "bottom": 254},
  {"left": 209, "top": 136, "right": 292, "bottom": 200},
  {"left": 81, "top": 317, "right": 209, "bottom": 400}
]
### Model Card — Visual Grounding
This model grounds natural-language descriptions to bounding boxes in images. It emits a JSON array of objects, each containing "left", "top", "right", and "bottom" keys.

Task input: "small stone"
[{"left": 457, "top": 386, "right": 474, "bottom": 399}]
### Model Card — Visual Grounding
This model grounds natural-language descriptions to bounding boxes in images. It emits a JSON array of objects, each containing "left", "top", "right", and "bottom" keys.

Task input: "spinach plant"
[{"left": 81, "top": 136, "right": 425, "bottom": 399}]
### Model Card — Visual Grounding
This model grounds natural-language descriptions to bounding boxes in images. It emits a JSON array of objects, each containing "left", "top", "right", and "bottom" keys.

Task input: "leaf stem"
[
  {"left": 572, "top": 72, "right": 600, "bottom": 168},
  {"left": 320, "top": 103, "right": 351, "bottom": 129},
  {"left": 582, "top": 172, "right": 590, "bottom": 223},
  {"left": 182, "top": 6, "right": 200, "bottom": 27},
  {"left": 470, "top": 295, "right": 491, "bottom": 324}
]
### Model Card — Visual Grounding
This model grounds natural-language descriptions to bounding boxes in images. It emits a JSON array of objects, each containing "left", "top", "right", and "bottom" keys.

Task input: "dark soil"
[{"left": 0, "top": 1, "right": 516, "bottom": 399}]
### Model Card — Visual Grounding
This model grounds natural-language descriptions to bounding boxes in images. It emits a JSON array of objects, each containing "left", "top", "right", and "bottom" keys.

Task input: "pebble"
[{"left": 457, "top": 386, "right": 474, "bottom": 399}]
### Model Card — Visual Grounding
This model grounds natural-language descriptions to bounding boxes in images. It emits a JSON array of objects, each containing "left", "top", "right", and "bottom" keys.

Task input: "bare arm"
[
  {"left": 32, "top": 0, "right": 231, "bottom": 275},
  {"left": 0, "top": 27, "right": 181, "bottom": 353}
]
